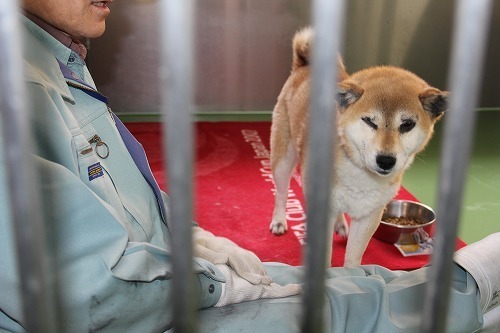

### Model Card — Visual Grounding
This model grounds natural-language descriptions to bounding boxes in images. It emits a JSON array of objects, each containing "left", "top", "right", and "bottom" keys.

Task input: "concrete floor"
[{"left": 402, "top": 111, "right": 500, "bottom": 244}]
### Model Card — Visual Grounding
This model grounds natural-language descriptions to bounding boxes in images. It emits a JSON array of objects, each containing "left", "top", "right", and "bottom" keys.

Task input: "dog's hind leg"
[
  {"left": 324, "top": 211, "right": 346, "bottom": 267},
  {"left": 270, "top": 139, "right": 298, "bottom": 235},
  {"left": 324, "top": 213, "right": 350, "bottom": 266},
  {"left": 334, "top": 213, "right": 349, "bottom": 238}
]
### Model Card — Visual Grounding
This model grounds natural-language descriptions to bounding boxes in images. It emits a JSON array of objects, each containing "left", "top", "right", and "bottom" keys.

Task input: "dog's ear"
[
  {"left": 419, "top": 88, "right": 448, "bottom": 119},
  {"left": 337, "top": 81, "right": 363, "bottom": 109},
  {"left": 337, "top": 54, "right": 349, "bottom": 82}
]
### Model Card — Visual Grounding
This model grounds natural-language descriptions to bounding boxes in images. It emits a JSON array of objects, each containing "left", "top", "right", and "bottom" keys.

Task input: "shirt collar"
[{"left": 22, "top": 10, "right": 87, "bottom": 61}]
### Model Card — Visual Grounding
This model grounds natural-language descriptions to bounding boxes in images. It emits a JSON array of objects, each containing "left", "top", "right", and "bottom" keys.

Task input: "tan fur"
[{"left": 269, "top": 28, "right": 447, "bottom": 266}]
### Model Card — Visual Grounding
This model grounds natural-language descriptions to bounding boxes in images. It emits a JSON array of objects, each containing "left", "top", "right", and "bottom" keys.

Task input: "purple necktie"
[{"left": 112, "top": 114, "right": 168, "bottom": 225}]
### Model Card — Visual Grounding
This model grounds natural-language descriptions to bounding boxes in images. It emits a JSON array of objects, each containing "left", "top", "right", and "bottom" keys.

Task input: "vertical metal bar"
[
  {"left": 159, "top": 1, "right": 197, "bottom": 333},
  {"left": 0, "top": 0, "right": 58, "bottom": 332},
  {"left": 302, "top": 0, "right": 346, "bottom": 332},
  {"left": 422, "top": 0, "right": 493, "bottom": 332}
]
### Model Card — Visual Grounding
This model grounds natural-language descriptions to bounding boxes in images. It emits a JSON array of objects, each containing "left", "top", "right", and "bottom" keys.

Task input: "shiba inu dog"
[{"left": 269, "top": 27, "right": 448, "bottom": 266}]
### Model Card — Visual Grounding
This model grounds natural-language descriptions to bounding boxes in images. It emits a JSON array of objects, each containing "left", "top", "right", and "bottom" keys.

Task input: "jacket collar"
[{"left": 21, "top": 15, "right": 75, "bottom": 103}]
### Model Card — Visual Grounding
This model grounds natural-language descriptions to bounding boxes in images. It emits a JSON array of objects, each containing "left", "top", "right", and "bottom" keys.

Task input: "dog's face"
[{"left": 337, "top": 66, "right": 447, "bottom": 177}]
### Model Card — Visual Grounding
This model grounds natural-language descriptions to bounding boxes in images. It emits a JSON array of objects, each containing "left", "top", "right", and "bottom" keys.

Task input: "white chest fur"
[{"left": 332, "top": 154, "right": 400, "bottom": 219}]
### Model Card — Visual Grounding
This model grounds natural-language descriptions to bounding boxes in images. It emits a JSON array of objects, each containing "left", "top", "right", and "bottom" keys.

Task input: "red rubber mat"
[{"left": 127, "top": 121, "right": 466, "bottom": 270}]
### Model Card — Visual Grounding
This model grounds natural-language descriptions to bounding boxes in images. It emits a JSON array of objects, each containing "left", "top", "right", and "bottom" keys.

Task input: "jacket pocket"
[{"left": 73, "top": 132, "right": 125, "bottom": 218}]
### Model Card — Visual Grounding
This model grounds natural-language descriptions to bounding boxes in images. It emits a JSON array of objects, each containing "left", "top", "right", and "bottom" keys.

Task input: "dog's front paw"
[
  {"left": 270, "top": 220, "right": 288, "bottom": 235},
  {"left": 334, "top": 214, "right": 349, "bottom": 239}
]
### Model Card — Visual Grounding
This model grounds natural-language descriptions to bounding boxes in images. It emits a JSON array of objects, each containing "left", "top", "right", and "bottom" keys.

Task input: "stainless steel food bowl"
[{"left": 373, "top": 200, "right": 435, "bottom": 244}]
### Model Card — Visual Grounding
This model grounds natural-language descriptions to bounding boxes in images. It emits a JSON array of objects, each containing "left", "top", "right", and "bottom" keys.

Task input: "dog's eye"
[
  {"left": 399, "top": 119, "right": 416, "bottom": 133},
  {"left": 362, "top": 117, "right": 378, "bottom": 130}
]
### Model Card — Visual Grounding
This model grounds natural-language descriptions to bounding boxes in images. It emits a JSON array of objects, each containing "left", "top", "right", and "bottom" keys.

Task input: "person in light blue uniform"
[{"left": 0, "top": 0, "right": 499, "bottom": 332}]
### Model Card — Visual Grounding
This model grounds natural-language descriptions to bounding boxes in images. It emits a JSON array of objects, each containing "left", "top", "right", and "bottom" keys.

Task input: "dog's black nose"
[{"left": 376, "top": 155, "right": 396, "bottom": 171}]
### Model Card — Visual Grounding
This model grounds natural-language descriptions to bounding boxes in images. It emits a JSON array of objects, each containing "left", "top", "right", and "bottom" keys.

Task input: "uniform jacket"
[{"left": 0, "top": 16, "right": 223, "bottom": 333}]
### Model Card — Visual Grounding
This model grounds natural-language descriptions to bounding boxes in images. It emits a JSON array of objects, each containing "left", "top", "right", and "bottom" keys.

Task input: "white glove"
[
  {"left": 214, "top": 264, "right": 302, "bottom": 307},
  {"left": 454, "top": 232, "right": 500, "bottom": 313},
  {"left": 192, "top": 226, "right": 272, "bottom": 285}
]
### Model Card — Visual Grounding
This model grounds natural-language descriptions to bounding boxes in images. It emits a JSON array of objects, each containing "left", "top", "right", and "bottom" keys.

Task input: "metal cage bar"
[
  {"left": 301, "top": 0, "right": 347, "bottom": 332},
  {"left": 422, "top": 0, "right": 493, "bottom": 332},
  {"left": 0, "top": 0, "right": 494, "bottom": 332},
  {"left": 0, "top": 0, "right": 58, "bottom": 332},
  {"left": 159, "top": 1, "right": 198, "bottom": 333}
]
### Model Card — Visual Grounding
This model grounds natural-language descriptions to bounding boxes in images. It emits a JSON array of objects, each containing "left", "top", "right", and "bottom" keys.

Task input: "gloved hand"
[
  {"left": 454, "top": 232, "right": 500, "bottom": 313},
  {"left": 193, "top": 226, "right": 272, "bottom": 285},
  {"left": 214, "top": 264, "right": 302, "bottom": 307}
]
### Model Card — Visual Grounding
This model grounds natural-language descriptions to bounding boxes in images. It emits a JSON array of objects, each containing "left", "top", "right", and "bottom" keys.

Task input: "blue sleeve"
[{"left": 195, "top": 263, "right": 482, "bottom": 333}]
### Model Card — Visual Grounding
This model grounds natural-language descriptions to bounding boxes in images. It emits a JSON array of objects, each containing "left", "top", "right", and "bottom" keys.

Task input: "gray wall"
[{"left": 89, "top": 0, "right": 500, "bottom": 114}]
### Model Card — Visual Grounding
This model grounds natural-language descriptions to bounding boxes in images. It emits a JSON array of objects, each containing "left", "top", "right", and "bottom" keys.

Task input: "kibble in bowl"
[{"left": 373, "top": 200, "right": 435, "bottom": 244}]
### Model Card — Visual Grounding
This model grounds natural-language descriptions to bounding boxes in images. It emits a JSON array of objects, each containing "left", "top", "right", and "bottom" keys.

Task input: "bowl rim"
[{"left": 380, "top": 199, "right": 435, "bottom": 229}]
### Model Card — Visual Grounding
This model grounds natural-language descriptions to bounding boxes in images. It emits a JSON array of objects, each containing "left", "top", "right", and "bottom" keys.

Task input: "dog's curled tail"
[
  {"left": 291, "top": 27, "right": 349, "bottom": 81},
  {"left": 292, "top": 27, "right": 313, "bottom": 71}
]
